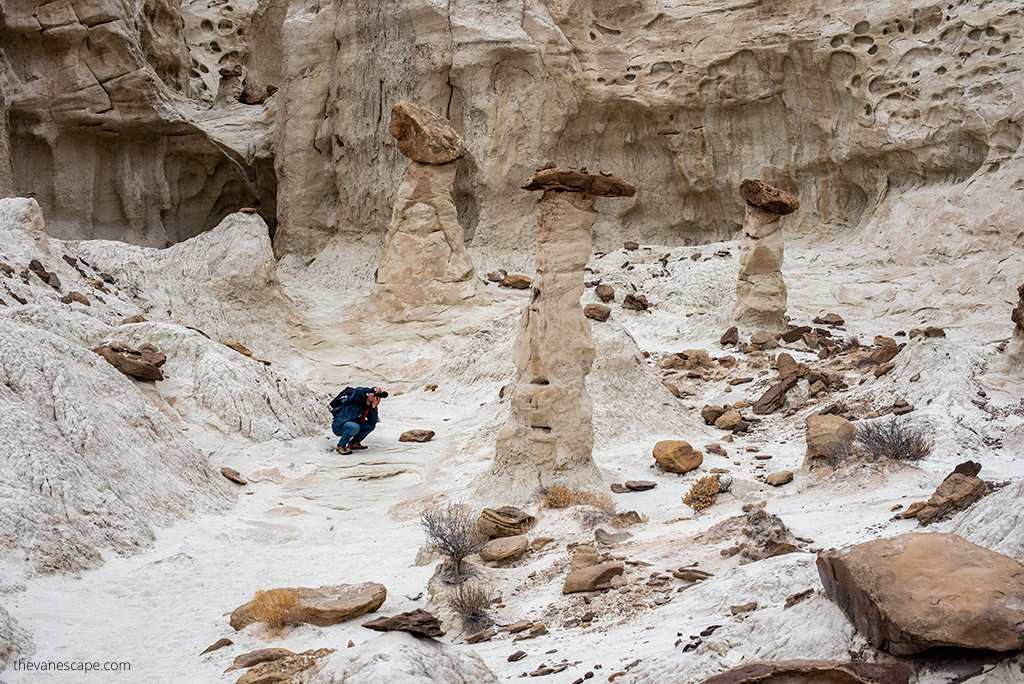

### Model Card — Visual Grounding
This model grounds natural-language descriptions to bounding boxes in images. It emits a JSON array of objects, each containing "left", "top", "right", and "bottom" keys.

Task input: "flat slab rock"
[
  {"left": 92, "top": 342, "right": 164, "bottom": 381},
  {"left": 817, "top": 532, "right": 1024, "bottom": 654},
  {"left": 480, "top": 535, "right": 528, "bottom": 562},
  {"left": 363, "top": 608, "right": 444, "bottom": 638},
  {"left": 521, "top": 165, "right": 636, "bottom": 197},
  {"left": 230, "top": 582, "right": 386, "bottom": 630},
  {"left": 701, "top": 659, "right": 910, "bottom": 684},
  {"left": 399, "top": 429, "right": 435, "bottom": 443},
  {"left": 563, "top": 561, "right": 624, "bottom": 593}
]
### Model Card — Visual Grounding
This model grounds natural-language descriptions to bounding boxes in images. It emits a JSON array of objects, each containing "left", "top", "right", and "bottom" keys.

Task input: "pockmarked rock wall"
[{"left": 0, "top": 0, "right": 1021, "bottom": 261}]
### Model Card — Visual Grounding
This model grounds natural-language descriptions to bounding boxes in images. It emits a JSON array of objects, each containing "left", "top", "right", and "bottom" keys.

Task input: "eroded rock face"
[
  {"left": 817, "top": 533, "right": 1024, "bottom": 654},
  {"left": 389, "top": 101, "right": 466, "bottom": 165},
  {"left": 369, "top": 161, "right": 477, "bottom": 320},
  {"left": 736, "top": 179, "right": 798, "bottom": 330},
  {"left": 492, "top": 190, "right": 603, "bottom": 493}
]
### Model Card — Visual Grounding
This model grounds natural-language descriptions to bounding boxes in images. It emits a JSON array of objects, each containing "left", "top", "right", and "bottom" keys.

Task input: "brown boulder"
[
  {"left": 234, "top": 650, "right": 331, "bottom": 684},
  {"left": 814, "top": 313, "right": 845, "bottom": 326},
  {"left": 869, "top": 338, "right": 900, "bottom": 365},
  {"left": 92, "top": 342, "right": 164, "bottom": 381},
  {"left": 752, "top": 376, "right": 798, "bottom": 415},
  {"left": 622, "top": 293, "right": 650, "bottom": 310},
  {"left": 817, "top": 532, "right": 1024, "bottom": 654},
  {"left": 562, "top": 561, "right": 625, "bottom": 593},
  {"left": 775, "top": 352, "right": 806, "bottom": 379},
  {"left": 701, "top": 660, "right": 910, "bottom": 684},
  {"left": 714, "top": 410, "right": 742, "bottom": 431},
  {"left": 804, "top": 414, "right": 856, "bottom": 469},
  {"left": 739, "top": 179, "right": 800, "bottom": 215},
  {"left": 480, "top": 535, "right": 528, "bottom": 562},
  {"left": 479, "top": 506, "right": 535, "bottom": 538},
  {"left": 720, "top": 326, "right": 739, "bottom": 346},
  {"left": 399, "top": 429, "right": 435, "bottom": 442},
  {"left": 780, "top": 326, "right": 812, "bottom": 343},
  {"left": 521, "top": 165, "right": 636, "bottom": 197},
  {"left": 229, "top": 582, "right": 386, "bottom": 630},
  {"left": 701, "top": 405, "right": 726, "bottom": 425},
  {"left": 227, "top": 648, "right": 294, "bottom": 671},
  {"left": 595, "top": 284, "right": 615, "bottom": 302},
  {"left": 29, "top": 259, "right": 61, "bottom": 289},
  {"left": 916, "top": 471, "right": 987, "bottom": 525},
  {"left": 501, "top": 273, "right": 532, "bottom": 289},
  {"left": 766, "top": 470, "right": 793, "bottom": 486},
  {"left": 625, "top": 480, "right": 656, "bottom": 491},
  {"left": 584, "top": 303, "right": 611, "bottom": 322},
  {"left": 653, "top": 440, "right": 703, "bottom": 473},
  {"left": 363, "top": 609, "right": 444, "bottom": 638},
  {"left": 749, "top": 330, "right": 778, "bottom": 349},
  {"left": 388, "top": 101, "right": 466, "bottom": 164}
]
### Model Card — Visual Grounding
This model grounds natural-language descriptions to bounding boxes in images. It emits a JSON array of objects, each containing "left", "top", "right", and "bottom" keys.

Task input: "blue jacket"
[{"left": 330, "top": 387, "right": 379, "bottom": 428}]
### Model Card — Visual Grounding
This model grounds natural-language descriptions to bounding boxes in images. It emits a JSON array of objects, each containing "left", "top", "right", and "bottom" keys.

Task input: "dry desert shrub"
[
  {"left": 448, "top": 582, "right": 496, "bottom": 634},
  {"left": 541, "top": 484, "right": 615, "bottom": 514},
  {"left": 421, "top": 503, "right": 486, "bottom": 583},
  {"left": 251, "top": 588, "right": 310, "bottom": 634},
  {"left": 682, "top": 475, "right": 721, "bottom": 513},
  {"left": 827, "top": 417, "right": 933, "bottom": 466}
]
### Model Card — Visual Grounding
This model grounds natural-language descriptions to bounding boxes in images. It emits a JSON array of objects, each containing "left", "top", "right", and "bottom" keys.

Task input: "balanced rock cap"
[
  {"left": 739, "top": 179, "right": 800, "bottom": 215},
  {"left": 521, "top": 165, "right": 636, "bottom": 197},
  {"left": 388, "top": 101, "right": 466, "bottom": 165}
]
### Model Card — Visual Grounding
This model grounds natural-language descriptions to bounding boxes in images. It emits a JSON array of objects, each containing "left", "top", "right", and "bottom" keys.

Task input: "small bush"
[
  {"left": 251, "top": 589, "right": 310, "bottom": 633},
  {"left": 858, "top": 417, "right": 933, "bottom": 462},
  {"left": 682, "top": 475, "right": 720, "bottom": 512},
  {"left": 541, "top": 485, "right": 616, "bottom": 514},
  {"left": 827, "top": 417, "right": 933, "bottom": 466},
  {"left": 421, "top": 503, "right": 486, "bottom": 583},
  {"left": 448, "top": 582, "right": 496, "bottom": 634}
]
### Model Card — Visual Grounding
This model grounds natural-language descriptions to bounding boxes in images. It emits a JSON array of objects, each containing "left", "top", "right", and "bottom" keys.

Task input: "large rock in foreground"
[
  {"left": 817, "top": 533, "right": 1024, "bottom": 654},
  {"left": 653, "top": 440, "right": 703, "bottom": 473},
  {"left": 701, "top": 660, "right": 910, "bottom": 684},
  {"left": 230, "top": 583, "right": 387, "bottom": 630}
]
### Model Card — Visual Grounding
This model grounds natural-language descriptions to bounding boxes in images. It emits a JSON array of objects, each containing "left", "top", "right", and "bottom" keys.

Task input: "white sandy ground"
[{"left": 2, "top": 192, "right": 1024, "bottom": 683}]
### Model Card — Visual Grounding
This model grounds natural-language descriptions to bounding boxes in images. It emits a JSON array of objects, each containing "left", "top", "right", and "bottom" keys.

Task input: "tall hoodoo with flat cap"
[
  {"left": 491, "top": 165, "right": 636, "bottom": 493},
  {"left": 734, "top": 179, "right": 800, "bottom": 331}
]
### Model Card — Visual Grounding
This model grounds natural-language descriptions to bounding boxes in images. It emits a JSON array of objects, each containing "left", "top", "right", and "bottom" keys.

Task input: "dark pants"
[{"left": 333, "top": 419, "right": 375, "bottom": 448}]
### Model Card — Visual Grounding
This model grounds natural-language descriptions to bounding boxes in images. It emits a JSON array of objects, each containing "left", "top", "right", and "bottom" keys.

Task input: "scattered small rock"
[
  {"left": 784, "top": 588, "right": 813, "bottom": 608},
  {"left": 480, "top": 535, "right": 528, "bottom": 562},
  {"left": 766, "top": 471, "right": 793, "bottom": 486},
  {"left": 720, "top": 327, "right": 739, "bottom": 346},
  {"left": 563, "top": 562, "right": 625, "bottom": 593},
  {"left": 729, "top": 602, "right": 757, "bottom": 615},
  {"left": 623, "top": 241, "right": 639, "bottom": 251},
  {"left": 502, "top": 273, "right": 533, "bottom": 289},
  {"left": 625, "top": 480, "right": 656, "bottom": 491},
  {"left": 221, "top": 467, "right": 247, "bottom": 485},
  {"left": 622, "top": 293, "right": 650, "bottom": 311},
  {"left": 508, "top": 650, "right": 527, "bottom": 662},
  {"left": 595, "top": 284, "right": 615, "bottom": 302},
  {"left": 583, "top": 303, "right": 611, "bottom": 322},
  {"left": 653, "top": 440, "right": 703, "bottom": 473},
  {"left": 200, "top": 638, "right": 233, "bottom": 655},
  {"left": 813, "top": 313, "right": 844, "bottom": 326}
]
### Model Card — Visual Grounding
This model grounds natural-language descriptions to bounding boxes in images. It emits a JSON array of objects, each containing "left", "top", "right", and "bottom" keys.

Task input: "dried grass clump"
[
  {"left": 541, "top": 485, "right": 616, "bottom": 514},
  {"left": 448, "top": 582, "right": 496, "bottom": 634},
  {"left": 251, "top": 589, "right": 310, "bottom": 633},
  {"left": 421, "top": 503, "right": 486, "bottom": 583},
  {"left": 682, "top": 475, "right": 721, "bottom": 513}
]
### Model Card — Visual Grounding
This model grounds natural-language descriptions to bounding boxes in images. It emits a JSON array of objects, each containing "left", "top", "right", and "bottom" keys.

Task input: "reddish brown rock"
[
  {"left": 501, "top": 273, "right": 532, "bottom": 289},
  {"left": 388, "top": 101, "right": 466, "bottom": 165},
  {"left": 739, "top": 179, "right": 800, "bottom": 215},
  {"left": 817, "top": 533, "right": 1024, "bottom": 654},
  {"left": 720, "top": 326, "right": 739, "bottom": 346},
  {"left": 595, "top": 284, "right": 615, "bottom": 302},
  {"left": 701, "top": 660, "right": 910, "bottom": 684},
  {"left": 363, "top": 609, "right": 444, "bottom": 638},
  {"left": 653, "top": 440, "right": 703, "bottom": 473},
  {"left": 916, "top": 468, "right": 987, "bottom": 525},
  {"left": 399, "top": 429, "right": 435, "bottom": 443},
  {"left": 701, "top": 405, "right": 726, "bottom": 425},
  {"left": 714, "top": 410, "right": 742, "bottom": 431},
  {"left": 221, "top": 467, "right": 247, "bottom": 485},
  {"left": 813, "top": 313, "right": 845, "bottom": 326},
  {"left": 521, "top": 166, "right": 636, "bottom": 197},
  {"left": 1012, "top": 283, "right": 1024, "bottom": 332},
  {"left": 780, "top": 326, "right": 811, "bottom": 343},
  {"left": 752, "top": 376, "right": 798, "bottom": 415},
  {"left": 804, "top": 414, "right": 856, "bottom": 469},
  {"left": 869, "top": 338, "right": 900, "bottom": 365},
  {"left": 136, "top": 342, "right": 166, "bottom": 368},
  {"left": 227, "top": 648, "right": 294, "bottom": 671},
  {"left": 92, "top": 342, "right": 164, "bottom": 381},
  {"left": 622, "top": 293, "right": 649, "bottom": 310},
  {"left": 584, "top": 303, "right": 611, "bottom": 322},
  {"left": 29, "top": 259, "right": 61, "bottom": 289}
]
